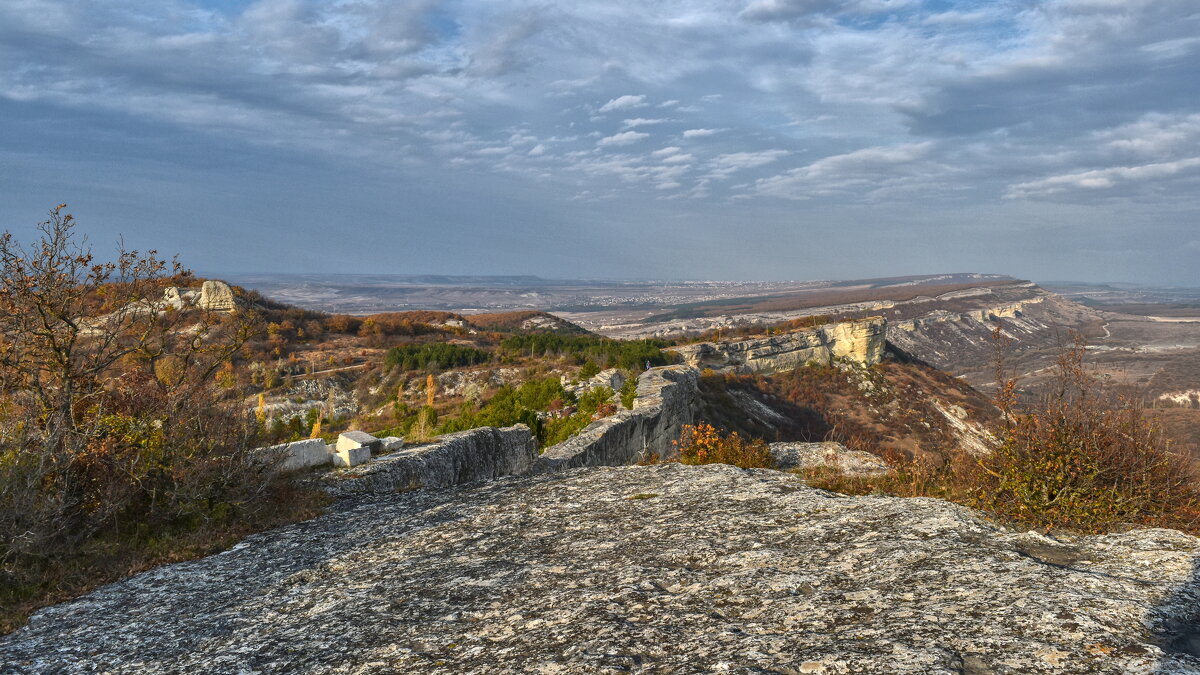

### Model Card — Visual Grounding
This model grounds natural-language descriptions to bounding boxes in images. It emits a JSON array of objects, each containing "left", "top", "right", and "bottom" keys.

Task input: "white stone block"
[
  {"left": 337, "top": 430, "right": 381, "bottom": 454},
  {"left": 332, "top": 446, "right": 372, "bottom": 468},
  {"left": 265, "top": 438, "right": 334, "bottom": 472},
  {"left": 381, "top": 436, "right": 405, "bottom": 452}
]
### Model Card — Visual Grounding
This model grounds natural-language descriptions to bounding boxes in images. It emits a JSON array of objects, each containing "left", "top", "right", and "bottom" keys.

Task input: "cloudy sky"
[{"left": 1, "top": 0, "right": 1198, "bottom": 284}]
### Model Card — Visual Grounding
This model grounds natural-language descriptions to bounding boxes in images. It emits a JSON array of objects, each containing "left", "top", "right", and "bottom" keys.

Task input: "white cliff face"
[
  {"left": 670, "top": 317, "right": 888, "bottom": 375},
  {"left": 6, "top": 463, "right": 1200, "bottom": 674}
]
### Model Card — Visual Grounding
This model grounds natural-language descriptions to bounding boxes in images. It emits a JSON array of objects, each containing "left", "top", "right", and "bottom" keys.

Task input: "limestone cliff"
[
  {"left": 670, "top": 316, "right": 887, "bottom": 374},
  {"left": 5, "top": 464, "right": 1200, "bottom": 674},
  {"left": 538, "top": 365, "right": 699, "bottom": 469}
]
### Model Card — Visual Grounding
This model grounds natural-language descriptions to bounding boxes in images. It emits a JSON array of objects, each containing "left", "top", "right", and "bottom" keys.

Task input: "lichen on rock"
[{"left": 4, "top": 464, "right": 1200, "bottom": 674}]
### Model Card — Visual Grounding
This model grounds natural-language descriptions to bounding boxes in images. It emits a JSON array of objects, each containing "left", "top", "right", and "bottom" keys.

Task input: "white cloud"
[
  {"left": 598, "top": 130, "right": 650, "bottom": 146},
  {"left": 528, "top": 144, "right": 546, "bottom": 156},
  {"left": 1007, "top": 157, "right": 1200, "bottom": 199},
  {"left": 708, "top": 150, "right": 790, "bottom": 179},
  {"left": 597, "top": 95, "right": 647, "bottom": 113},
  {"left": 622, "top": 118, "right": 667, "bottom": 129},
  {"left": 755, "top": 143, "right": 935, "bottom": 198},
  {"left": 682, "top": 128, "right": 718, "bottom": 138},
  {"left": 652, "top": 146, "right": 683, "bottom": 157}
]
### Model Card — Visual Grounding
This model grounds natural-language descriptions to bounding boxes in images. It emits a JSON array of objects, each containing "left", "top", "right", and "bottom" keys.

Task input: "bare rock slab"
[
  {"left": 4, "top": 464, "right": 1200, "bottom": 673},
  {"left": 770, "top": 441, "right": 892, "bottom": 476}
]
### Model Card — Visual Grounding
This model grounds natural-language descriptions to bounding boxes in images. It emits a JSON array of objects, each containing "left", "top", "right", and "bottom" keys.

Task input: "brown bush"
[{"left": 970, "top": 334, "right": 1200, "bottom": 532}]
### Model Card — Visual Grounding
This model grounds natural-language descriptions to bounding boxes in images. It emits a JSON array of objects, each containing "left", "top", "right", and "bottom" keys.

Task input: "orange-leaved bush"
[{"left": 673, "top": 422, "right": 775, "bottom": 470}]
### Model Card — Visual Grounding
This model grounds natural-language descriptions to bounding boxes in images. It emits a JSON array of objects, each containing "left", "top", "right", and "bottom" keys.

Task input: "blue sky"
[{"left": 1, "top": 0, "right": 1198, "bottom": 283}]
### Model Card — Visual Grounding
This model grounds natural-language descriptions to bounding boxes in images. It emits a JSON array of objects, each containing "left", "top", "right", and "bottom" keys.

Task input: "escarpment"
[{"left": 670, "top": 316, "right": 887, "bottom": 374}]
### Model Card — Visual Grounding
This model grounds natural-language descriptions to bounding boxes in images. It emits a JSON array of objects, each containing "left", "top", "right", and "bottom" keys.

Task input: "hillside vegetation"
[{"left": 0, "top": 207, "right": 324, "bottom": 632}]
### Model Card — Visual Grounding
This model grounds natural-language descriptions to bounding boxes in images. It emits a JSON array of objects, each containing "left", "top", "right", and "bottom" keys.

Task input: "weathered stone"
[
  {"left": 5, "top": 464, "right": 1200, "bottom": 673},
  {"left": 380, "top": 436, "right": 405, "bottom": 453},
  {"left": 198, "top": 280, "right": 237, "bottom": 312},
  {"left": 336, "top": 430, "right": 381, "bottom": 454},
  {"left": 332, "top": 425, "right": 536, "bottom": 494},
  {"left": 331, "top": 446, "right": 371, "bottom": 468},
  {"left": 538, "top": 365, "right": 698, "bottom": 470},
  {"left": 769, "top": 441, "right": 892, "bottom": 476},
  {"left": 564, "top": 367, "right": 626, "bottom": 397},
  {"left": 259, "top": 438, "right": 333, "bottom": 472},
  {"left": 162, "top": 286, "right": 184, "bottom": 310},
  {"left": 671, "top": 317, "right": 887, "bottom": 375}
]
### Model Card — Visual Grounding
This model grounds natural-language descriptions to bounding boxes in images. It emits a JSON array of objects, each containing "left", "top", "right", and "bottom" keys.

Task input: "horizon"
[{"left": 2, "top": 1, "right": 1199, "bottom": 285}]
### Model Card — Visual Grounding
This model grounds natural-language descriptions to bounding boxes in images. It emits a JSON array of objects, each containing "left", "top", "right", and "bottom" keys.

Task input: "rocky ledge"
[{"left": 4, "top": 464, "right": 1200, "bottom": 674}]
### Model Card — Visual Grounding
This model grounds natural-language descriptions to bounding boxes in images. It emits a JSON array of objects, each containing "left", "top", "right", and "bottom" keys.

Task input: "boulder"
[
  {"left": 198, "top": 280, "right": 237, "bottom": 312},
  {"left": 332, "top": 446, "right": 371, "bottom": 468}
]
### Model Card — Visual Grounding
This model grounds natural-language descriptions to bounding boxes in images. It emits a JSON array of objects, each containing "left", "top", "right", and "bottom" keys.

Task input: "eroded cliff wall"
[{"left": 670, "top": 316, "right": 887, "bottom": 375}]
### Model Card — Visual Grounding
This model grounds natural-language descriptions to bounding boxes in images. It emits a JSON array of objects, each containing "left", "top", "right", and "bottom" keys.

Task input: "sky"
[{"left": 1, "top": 0, "right": 1199, "bottom": 284}]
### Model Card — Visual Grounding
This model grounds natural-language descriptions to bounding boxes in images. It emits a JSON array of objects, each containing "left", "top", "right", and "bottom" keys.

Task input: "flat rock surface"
[{"left": 4, "top": 464, "right": 1200, "bottom": 674}]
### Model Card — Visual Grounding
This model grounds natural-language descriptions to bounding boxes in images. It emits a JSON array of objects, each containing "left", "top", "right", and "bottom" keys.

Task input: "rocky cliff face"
[
  {"left": 538, "top": 365, "right": 699, "bottom": 469},
  {"left": 671, "top": 317, "right": 887, "bottom": 375},
  {"left": 5, "top": 464, "right": 1200, "bottom": 674}
]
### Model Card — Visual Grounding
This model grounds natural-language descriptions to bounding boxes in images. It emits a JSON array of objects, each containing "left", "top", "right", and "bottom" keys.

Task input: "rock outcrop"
[
  {"left": 5, "top": 464, "right": 1200, "bottom": 674},
  {"left": 769, "top": 440, "right": 892, "bottom": 476},
  {"left": 671, "top": 317, "right": 887, "bottom": 375},
  {"left": 198, "top": 280, "right": 237, "bottom": 312},
  {"left": 332, "top": 425, "right": 537, "bottom": 495},
  {"left": 538, "top": 365, "right": 699, "bottom": 470}
]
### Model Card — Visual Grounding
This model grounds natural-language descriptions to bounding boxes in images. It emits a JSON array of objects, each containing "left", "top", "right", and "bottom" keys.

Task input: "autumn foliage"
[
  {"left": 970, "top": 334, "right": 1200, "bottom": 531},
  {"left": 673, "top": 422, "right": 775, "bottom": 470}
]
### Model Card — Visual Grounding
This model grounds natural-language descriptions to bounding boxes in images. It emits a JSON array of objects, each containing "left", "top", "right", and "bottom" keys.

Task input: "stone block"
[
  {"left": 381, "top": 436, "right": 405, "bottom": 452},
  {"left": 337, "top": 431, "right": 381, "bottom": 454},
  {"left": 332, "top": 446, "right": 372, "bottom": 468},
  {"left": 263, "top": 438, "right": 333, "bottom": 472}
]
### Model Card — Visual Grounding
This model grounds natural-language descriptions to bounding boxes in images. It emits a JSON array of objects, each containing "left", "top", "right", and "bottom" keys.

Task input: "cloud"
[
  {"left": 1007, "top": 157, "right": 1200, "bottom": 199},
  {"left": 2, "top": 0, "right": 1200, "bottom": 282},
  {"left": 597, "top": 95, "right": 647, "bottom": 113},
  {"left": 741, "top": 0, "right": 918, "bottom": 23},
  {"left": 707, "top": 150, "right": 790, "bottom": 179},
  {"left": 622, "top": 118, "right": 667, "bottom": 129},
  {"left": 755, "top": 143, "right": 935, "bottom": 198},
  {"left": 598, "top": 130, "right": 650, "bottom": 147}
]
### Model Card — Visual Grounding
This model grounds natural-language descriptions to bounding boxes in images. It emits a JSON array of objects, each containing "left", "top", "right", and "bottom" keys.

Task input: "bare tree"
[{"left": 0, "top": 205, "right": 266, "bottom": 564}]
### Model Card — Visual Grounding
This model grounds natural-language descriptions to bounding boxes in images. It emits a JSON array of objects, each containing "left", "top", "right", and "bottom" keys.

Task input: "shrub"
[
  {"left": 620, "top": 376, "right": 638, "bottom": 410},
  {"left": 970, "top": 335, "right": 1200, "bottom": 532},
  {"left": 673, "top": 422, "right": 775, "bottom": 470}
]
